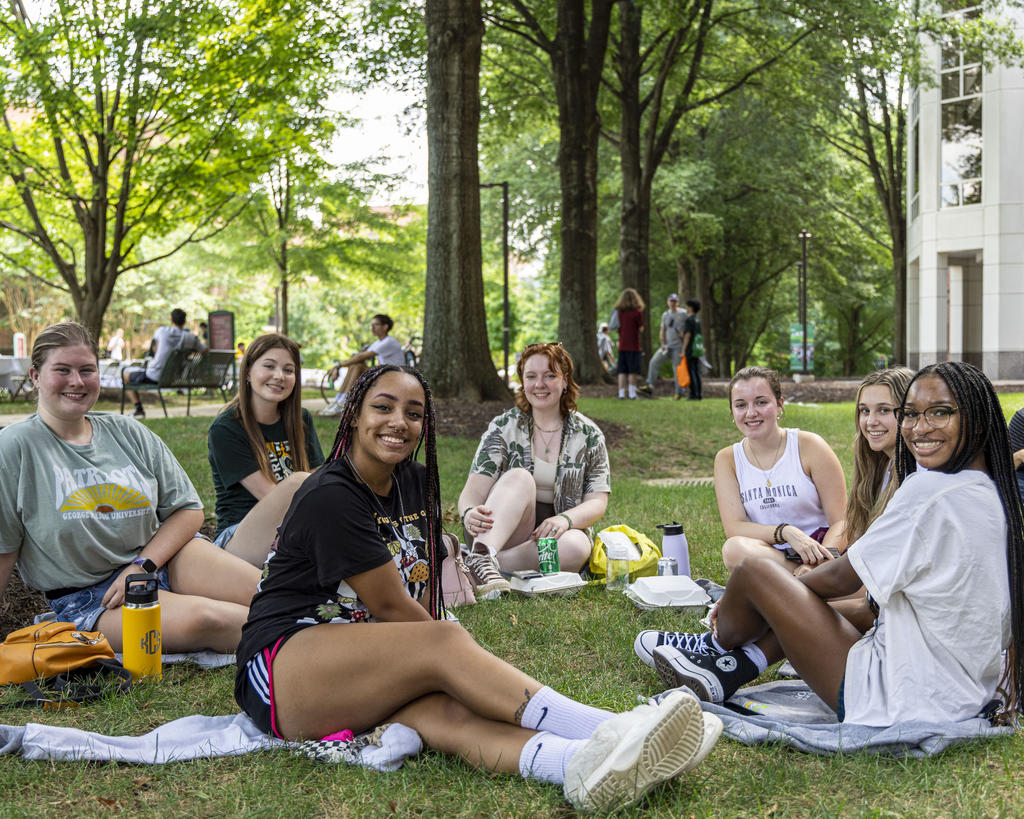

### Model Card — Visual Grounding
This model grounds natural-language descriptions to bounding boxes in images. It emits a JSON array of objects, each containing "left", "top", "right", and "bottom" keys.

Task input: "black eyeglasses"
[{"left": 898, "top": 405, "right": 958, "bottom": 429}]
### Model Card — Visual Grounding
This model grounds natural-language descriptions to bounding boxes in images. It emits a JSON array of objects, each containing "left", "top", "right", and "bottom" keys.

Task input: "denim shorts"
[
  {"left": 49, "top": 564, "right": 172, "bottom": 631},
  {"left": 214, "top": 522, "right": 240, "bottom": 550}
]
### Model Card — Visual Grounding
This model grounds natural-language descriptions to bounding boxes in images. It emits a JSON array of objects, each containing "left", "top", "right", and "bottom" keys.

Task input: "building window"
[
  {"left": 940, "top": 3, "right": 982, "bottom": 207},
  {"left": 910, "top": 88, "right": 920, "bottom": 220}
]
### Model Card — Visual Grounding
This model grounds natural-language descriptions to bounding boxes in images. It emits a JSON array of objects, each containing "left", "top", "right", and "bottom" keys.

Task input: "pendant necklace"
[
  {"left": 533, "top": 420, "right": 563, "bottom": 457},
  {"left": 747, "top": 432, "right": 785, "bottom": 488},
  {"left": 345, "top": 455, "right": 406, "bottom": 542}
]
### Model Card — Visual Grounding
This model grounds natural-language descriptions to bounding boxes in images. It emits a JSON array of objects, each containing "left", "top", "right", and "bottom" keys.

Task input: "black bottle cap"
[
  {"left": 125, "top": 572, "right": 159, "bottom": 605},
  {"left": 656, "top": 522, "right": 684, "bottom": 536}
]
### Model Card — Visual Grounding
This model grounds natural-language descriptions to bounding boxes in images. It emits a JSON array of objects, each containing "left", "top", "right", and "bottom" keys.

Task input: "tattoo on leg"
[{"left": 513, "top": 688, "right": 531, "bottom": 724}]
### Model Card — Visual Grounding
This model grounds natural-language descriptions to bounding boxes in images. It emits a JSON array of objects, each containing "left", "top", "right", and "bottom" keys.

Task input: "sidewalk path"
[{"left": 0, "top": 397, "right": 331, "bottom": 428}]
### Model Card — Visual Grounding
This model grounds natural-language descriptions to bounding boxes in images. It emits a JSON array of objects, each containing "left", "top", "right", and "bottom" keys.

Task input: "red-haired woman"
[{"left": 457, "top": 343, "right": 610, "bottom": 591}]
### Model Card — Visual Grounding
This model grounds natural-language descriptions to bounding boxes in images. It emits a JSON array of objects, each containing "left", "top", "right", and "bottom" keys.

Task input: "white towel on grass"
[{"left": 0, "top": 714, "right": 422, "bottom": 770}]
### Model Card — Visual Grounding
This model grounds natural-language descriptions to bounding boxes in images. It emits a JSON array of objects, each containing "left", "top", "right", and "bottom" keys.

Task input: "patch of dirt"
[{"left": 0, "top": 570, "right": 48, "bottom": 639}]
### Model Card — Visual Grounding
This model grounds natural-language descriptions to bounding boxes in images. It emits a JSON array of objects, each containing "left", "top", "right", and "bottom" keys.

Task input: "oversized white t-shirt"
[
  {"left": 369, "top": 335, "right": 405, "bottom": 367},
  {"left": 844, "top": 469, "right": 1010, "bottom": 726}
]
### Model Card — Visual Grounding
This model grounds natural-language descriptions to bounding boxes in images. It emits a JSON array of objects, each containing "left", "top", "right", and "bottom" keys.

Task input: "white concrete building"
[{"left": 907, "top": 2, "right": 1024, "bottom": 376}]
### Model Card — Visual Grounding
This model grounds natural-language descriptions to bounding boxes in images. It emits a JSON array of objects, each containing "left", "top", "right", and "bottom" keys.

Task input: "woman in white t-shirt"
[
  {"left": 713, "top": 367, "right": 847, "bottom": 573},
  {"left": 650, "top": 361, "right": 1024, "bottom": 727}
]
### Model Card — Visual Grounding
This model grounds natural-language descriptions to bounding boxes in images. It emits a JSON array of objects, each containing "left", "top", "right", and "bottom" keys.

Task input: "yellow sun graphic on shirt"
[{"left": 60, "top": 483, "right": 150, "bottom": 514}]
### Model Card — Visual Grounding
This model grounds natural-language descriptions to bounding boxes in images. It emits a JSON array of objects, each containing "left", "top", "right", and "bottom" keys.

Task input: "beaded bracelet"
[
  {"left": 559, "top": 513, "right": 573, "bottom": 529},
  {"left": 773, "top": 522, "right": 790, "bottom": 545}
]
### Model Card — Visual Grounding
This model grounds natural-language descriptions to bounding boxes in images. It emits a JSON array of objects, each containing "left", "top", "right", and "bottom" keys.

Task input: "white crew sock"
[
  {"left": 628, "top": 384, "right": 637, "bottom": 398},
  {"left": 520, "top": 686, "right": 612, "bottom": 739},
  {"left": 618, "top": 388, "right": 626, "bottom": 398},
  {"left": 741, "top": 642, "right": 768, "bottom": 673},
  {"left": 518, "top": 731, "right": 583, "bottom": 785}
]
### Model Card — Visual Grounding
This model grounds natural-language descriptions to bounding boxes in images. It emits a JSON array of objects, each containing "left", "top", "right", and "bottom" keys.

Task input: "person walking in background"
[
  {"left": 641, "top": 293, "right": 686, "bottom": 399},
  {"left": 609, "top": 288, "right": 644, "bottom": 400},
  {"left": 122, "top": 308, "right": 205, "bottom": 418},
  {"left": 681, "top": 299, "right": 703, "bottom": 401},
  {"left": 597, "top": 323, "right": 616, "bottom": 373}
]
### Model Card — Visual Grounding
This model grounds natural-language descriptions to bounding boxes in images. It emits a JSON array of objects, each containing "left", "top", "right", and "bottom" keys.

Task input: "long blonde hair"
[
  {"left": 844, "top": 367, "right": 914, "bottom": 544},
  {"left": 224, "top": 333, "right": 310, "bottom": 482}
]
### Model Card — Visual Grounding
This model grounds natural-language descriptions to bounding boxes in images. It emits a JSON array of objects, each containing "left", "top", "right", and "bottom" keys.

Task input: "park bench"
[{"left": 119, "top": 349, "right": 235, "bottom": 417}]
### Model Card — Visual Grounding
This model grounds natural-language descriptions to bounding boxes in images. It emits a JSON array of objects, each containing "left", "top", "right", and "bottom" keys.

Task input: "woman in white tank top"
[{"left": 713, "top": 367, "right": 847, "bottom": 574}]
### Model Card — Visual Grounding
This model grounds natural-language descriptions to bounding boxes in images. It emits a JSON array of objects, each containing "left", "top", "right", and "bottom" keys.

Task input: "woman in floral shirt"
[{"left": 458, "top": 343, "right": 610, "bottom": 583}]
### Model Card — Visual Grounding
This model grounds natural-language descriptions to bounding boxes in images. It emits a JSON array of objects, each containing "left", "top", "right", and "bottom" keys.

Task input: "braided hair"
[
  {"left": 327, "top": 365, "right": 446, "bottom": 621},
  {"left": 894, "top": 362, "right": 1024, "bottom": 716}
]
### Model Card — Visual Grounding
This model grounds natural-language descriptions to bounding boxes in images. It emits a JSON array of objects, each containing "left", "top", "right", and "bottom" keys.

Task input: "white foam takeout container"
[
  {"left": 624, "top": 575, "right": 711, "bottom": 612},
  {"left": 509, "top": 571, "right": 587, "bottom": 597}
]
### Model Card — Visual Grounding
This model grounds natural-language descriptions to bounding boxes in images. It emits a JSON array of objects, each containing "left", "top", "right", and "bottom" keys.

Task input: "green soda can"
[{"left": 537, "top": 538, "right": 560, "bottom": 574}]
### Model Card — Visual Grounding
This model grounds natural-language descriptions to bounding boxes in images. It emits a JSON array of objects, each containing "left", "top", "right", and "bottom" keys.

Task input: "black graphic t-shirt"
[
  {"left": 235, "top": 458, "right": 429, "bottom": 664},
  {"left": 207, "top": 408, "right": 325, "bottom": 536}
]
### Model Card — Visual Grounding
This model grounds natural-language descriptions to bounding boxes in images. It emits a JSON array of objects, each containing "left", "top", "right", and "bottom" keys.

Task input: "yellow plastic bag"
[{"left": 589, "top": 524, "right": 663, "bottom": 582}]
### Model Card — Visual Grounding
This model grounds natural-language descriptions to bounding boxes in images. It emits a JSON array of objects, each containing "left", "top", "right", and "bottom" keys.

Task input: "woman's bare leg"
[
  {"left": 722, "top": 536, "right": 794, "bottom": 573},
  {"left": 97, "top": 590, "right": 249, "bottom": 654},
  {"left": 497, "top": 528, "right": 591, "bottom": 573},
  {"left": 391, "top": 692, "right": 537, "bottom": 772},
  {"left": 167, "top": 537, "right": 261, "bottom": 605},
  {"left": 271, "top": 619, "right": 546, "bottom": 740},
  {"left": 713, "top": 557, "right": 862, "bottom": 709},
  {"left": 227, "top": 472, "right": 310, "bottom": 567},
  {"left": 473, "top": 468, "right": 536, "bottom": 557}
]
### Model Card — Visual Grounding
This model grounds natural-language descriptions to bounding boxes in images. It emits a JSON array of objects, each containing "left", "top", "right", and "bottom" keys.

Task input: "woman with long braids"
[
  {"left": 649, "top": 361, "right": 1023, "bottom": 726},
  {"left": 208, "top": 333, "right": 324, "bottom": 567},
  {"left": 234, "top": 365, "right": 718, "bottom": 811}
]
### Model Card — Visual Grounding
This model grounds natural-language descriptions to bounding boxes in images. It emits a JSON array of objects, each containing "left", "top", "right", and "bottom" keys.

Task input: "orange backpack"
[{"left": 0, "top": 621, "right": 116, "bottom": 685}]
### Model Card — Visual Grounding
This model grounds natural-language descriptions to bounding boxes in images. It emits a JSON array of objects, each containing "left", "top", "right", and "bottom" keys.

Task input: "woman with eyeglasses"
[
  {"left": 457, "top": 343, "right": 610, "bottom": 591},
  {"left": 645, "top": 362, "right": 1023, "bottom": 727}
]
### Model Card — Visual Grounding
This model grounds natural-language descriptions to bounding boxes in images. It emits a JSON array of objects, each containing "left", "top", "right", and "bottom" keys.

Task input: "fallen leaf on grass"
[
  {"left": 95, "top": 796, "right": 119, "bottom": 809},
  {"left": 766, "top": 803, "right": 778, "bottom": 816},
  {"left": 509, "top": 613, "right": 518, "bottom": 626}
]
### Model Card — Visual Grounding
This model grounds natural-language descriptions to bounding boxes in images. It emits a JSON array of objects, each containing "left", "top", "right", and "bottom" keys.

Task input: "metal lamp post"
[
  {"left": 798, "top": 229, "right": 812, "bottom": 374},
  {"left": 480, "top": 181, "right": 510, "bottom": 382}
]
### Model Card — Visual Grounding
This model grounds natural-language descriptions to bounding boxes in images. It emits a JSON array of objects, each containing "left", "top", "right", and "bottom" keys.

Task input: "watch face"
[{"left": 135, "top": 558, "right": 157, "bottom": 573}]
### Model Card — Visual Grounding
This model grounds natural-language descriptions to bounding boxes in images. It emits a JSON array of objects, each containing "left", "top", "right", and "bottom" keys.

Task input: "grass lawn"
[{"left": 2, "top": 394, "right": 1022, "bottom": 817}]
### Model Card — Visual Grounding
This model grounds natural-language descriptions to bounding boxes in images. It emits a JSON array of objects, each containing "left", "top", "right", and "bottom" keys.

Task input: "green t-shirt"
[{"left": 0, "top": 413, "right": 202, "bottom": 592}]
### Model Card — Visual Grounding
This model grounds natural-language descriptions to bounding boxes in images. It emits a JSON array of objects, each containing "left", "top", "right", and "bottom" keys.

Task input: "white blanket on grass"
[
  {"left": 703, "top": 679, "right": 1013, "bottom": 757},
  {"left": 0, "top": 714, "right": 422, "bottom": 770}
]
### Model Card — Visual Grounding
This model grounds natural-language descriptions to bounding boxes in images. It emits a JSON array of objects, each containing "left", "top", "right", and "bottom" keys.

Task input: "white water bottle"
[{"left": 657, "top": 522, "right": 691, "bottom": 577}]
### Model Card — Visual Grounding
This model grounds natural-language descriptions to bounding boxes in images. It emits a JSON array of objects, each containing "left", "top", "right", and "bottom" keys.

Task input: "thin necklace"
[
  {"left": 533, "top": 421, "right": 562, "bottom": 457},
  {"left": 345, "top": 455, "right": 406, "bottom": 542},
  {"left": 747, "top": 432, "right": 785, "bottom": 488}
]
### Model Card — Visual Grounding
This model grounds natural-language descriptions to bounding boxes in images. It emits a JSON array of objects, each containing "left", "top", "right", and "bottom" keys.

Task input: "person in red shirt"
[{"left": 610, "top": 288, "right": 645, "bottom": 399}]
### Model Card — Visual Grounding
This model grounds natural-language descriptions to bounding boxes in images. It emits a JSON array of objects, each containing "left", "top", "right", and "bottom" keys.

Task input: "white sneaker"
[
  {"left": 563, "top": 691, "right": 705, "bottom": 812},
  {"left": 319, "top": 395, "right": 345, "bottom": 417}
]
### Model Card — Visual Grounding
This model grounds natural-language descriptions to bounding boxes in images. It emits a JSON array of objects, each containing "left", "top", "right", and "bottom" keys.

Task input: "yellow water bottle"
[{"left": 122, "top": 572, "right": 162, "bottom": 680}]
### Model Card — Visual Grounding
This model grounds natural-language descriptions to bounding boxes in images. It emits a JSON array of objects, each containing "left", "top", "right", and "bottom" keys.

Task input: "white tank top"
[{"left": 732, "top": 428, "right": 828, "bottom": 532}]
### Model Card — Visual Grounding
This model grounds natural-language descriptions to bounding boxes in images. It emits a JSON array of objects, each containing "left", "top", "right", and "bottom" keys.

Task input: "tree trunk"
[
  {"left": 549, "top": 0, "right": 614, "bottom": 384},
  {"left": 616, "top": 0, "right": 652, "bottom": 358},
  {"left": 423, "top": 0, "right": 509, "bottom": 400}
]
